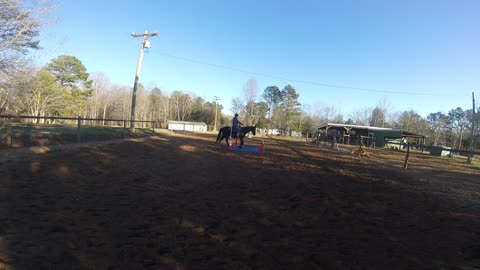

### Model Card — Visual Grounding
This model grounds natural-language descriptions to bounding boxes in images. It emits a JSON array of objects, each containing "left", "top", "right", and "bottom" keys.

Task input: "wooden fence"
[
  {"left": 0, "top": 114, "right": 155, "bottom": 146},
  {"left": 312, "top": 134, "right": 479, "bottom": 157}
]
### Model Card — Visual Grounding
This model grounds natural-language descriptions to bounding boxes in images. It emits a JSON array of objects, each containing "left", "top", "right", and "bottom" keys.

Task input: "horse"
[{"left": 215, "top": 125, "right": 256, "bottom": 147}]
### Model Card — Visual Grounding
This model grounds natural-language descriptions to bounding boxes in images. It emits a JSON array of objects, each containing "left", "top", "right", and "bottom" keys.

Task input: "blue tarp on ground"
[{"left": 230, "top": 145, "right": 263, "bottom": 153}]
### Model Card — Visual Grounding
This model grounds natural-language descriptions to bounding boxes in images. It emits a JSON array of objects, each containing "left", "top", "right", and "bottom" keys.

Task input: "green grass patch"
[
  {"left": 0, "top": 123, "right": 156, "bottom": 147},
  {"left": 0, "top": 123, "right": 154, "bottom": 135}
]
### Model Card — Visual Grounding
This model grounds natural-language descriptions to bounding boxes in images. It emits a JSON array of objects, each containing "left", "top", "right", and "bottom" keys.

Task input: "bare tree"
[
  {"left": 88, "top": 72, "right": 111, "bottom": 124},
  {"left": 109, "top": 85, "right": 131, "bottom": 122},
  {"left": 387, "top": 111, "right": 401, "bottom": 128},
  {"left": 147, "top": 85, "right": 162, "bottom": 126},
  {"left": 370, "top": 106, "right": 386, "bottom": 127},
  {"left": 271, "top": 106, "right": 285, "bottom": 130},
  {"left": 333, "top": 112, "right": 344, "bottom": 123},
  {"left": 0, "top": 72, "right": 16, "bottom": 113},
  {"left": 25, "top": 69, "right": 67, "bottom": 121},
  {"left": 243, "top": 78, "right": 258, "bottom": 103},
  {"left": 427, "top": 112, "right": 448, "bottom": 146},
  {"left": 294, "top": 104, "right": 312, "bottom": 135},
  {"left": 0, "top": 0, "right": 55, "bottom": 74},
  {"left": 243, "top": 78, "right": 258, "bottom": 124},
  {"left": 230, "top": 97, "right": 244, "bottom": 117},
  {"left": 169, "top": 90, "right": 192, "bottom": 121},
  {"left": 314, "top": 102, "right": 337, "bottom": 123},
  {"left": 158, "top": 90, "right": 170, "bottom": 128},
  {"left": 370, "top": 97, "right": 391, "bottom": 127},
  {"left": 348, "top": 107, "right": 372, "bottom": 126},
  {"left": 448, "top": 107, "right": 468, "bottom": 149},
  {"left": 394, "top": 110, "right": 428, "bottom": 135},
  {"left": 0, "top": 66, "right": 42, "bottom": 115}
]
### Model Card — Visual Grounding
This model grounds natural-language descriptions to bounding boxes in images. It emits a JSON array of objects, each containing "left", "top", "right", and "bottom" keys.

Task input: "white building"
[{"left": 167, "top": 121, "right": 208, "bottom": 132}]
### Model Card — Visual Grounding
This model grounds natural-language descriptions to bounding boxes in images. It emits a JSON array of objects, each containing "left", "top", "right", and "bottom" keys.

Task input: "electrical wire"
[{"left": 157, "top": 52, "right": 459, "bottom": 97}]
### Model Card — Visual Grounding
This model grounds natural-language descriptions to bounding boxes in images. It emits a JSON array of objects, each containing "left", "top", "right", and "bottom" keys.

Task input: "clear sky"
[{"left": 37, "top": 0, "right": 480, "bottom": 118}]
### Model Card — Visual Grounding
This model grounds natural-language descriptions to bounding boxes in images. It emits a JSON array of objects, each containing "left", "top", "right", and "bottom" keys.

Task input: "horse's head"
[{"left": 240, "top": 125, "right": 256, "bottom": 136}]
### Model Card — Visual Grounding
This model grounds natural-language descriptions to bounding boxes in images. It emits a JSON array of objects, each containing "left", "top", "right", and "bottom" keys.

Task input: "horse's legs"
[
  {"left": 239, "top": 136, "right": 244, "bottom": 148},
  {"left": 225, "top": 136, "right": 230, "bottom": 146}
]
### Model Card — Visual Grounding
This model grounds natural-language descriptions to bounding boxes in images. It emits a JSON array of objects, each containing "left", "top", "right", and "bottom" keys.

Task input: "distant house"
[
  {"left": 316, "top": 123, "right": 426, "bottom": 148},
  {"left": 167, "top": 121, "right": 207, "bottom": 132}
]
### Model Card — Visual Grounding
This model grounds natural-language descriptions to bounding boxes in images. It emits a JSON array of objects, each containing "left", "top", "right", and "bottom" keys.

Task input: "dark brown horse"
[{"left": 215, "top": 125, "right": 256, "bottom": 147}]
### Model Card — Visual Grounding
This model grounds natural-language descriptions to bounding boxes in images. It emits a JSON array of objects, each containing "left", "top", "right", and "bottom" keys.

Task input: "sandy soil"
[{"left": 0, "top": 132, "right": 479, "bottom": 270}]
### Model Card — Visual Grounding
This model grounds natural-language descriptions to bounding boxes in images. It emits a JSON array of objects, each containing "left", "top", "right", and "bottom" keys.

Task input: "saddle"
[{"left": 232, "top": 132, "right": 241, "bottom": 138}]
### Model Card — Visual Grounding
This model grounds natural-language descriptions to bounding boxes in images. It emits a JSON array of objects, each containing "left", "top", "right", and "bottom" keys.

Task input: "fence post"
[
  {"left": 6, "top": 115, "right": 12, "bottom": 145},
  {"left": 77, "top": 116, "right": 82, "bottom": 143},
  {"left": 403, "top": 142, "right": 411, "bottom": 170},
  {"left": 152, "top": 121, "right": 155, "bottom": 132},
  {"left": 125, "top": 120, "right": 129, "bottom": 138},
  {"left": 26, "top": 123, "right": 33, "bottom": 144}
]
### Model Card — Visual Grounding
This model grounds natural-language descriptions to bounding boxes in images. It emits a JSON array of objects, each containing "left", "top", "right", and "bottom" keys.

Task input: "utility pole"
[
  {"left": 130, "top": 31, "right": 158, "bottom": 132},
  {"left": 467, "top": 91, "right": 476, "bottom": 164},
  {"left": 213, "top": 96, "right": 220, "bottom": 131}
]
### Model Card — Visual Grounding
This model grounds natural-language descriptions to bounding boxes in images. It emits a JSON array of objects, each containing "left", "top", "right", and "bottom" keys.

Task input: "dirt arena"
[{"left": 0, "top": 132, "right": 479, "bottom": 270}]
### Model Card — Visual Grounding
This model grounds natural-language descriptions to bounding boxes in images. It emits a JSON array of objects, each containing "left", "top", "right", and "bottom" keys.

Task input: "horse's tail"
[{"left": 215, "top": 128, "right": 222, "bottom": 143}]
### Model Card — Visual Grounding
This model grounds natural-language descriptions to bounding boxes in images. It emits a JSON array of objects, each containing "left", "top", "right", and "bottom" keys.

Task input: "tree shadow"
[{"left": 0, "top": 133, "right": 479, "bottom": 269}]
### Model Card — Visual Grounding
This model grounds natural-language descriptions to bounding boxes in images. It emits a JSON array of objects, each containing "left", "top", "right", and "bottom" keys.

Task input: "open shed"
[
  {"left": 316, "top": 123, "right": 426, "bottom": 148},
  {"left": 168, "top": 121, "right": 208, "bottom": 132}
]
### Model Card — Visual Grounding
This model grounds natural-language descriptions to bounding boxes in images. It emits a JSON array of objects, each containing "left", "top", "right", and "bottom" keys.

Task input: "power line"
[{"left": 157, "top": 52, "right": 458, "bottom": 97}]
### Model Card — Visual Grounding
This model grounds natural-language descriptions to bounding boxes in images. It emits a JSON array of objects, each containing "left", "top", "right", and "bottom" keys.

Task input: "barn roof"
[
  {"left": 401, "top": 130, "right": 426, "bottom": 138},
  {"left": 317, "top": 123, "right": 426, "bottom": 138},
  {"left": 317, "top": 123, "right": 400, "bottom": 132}
]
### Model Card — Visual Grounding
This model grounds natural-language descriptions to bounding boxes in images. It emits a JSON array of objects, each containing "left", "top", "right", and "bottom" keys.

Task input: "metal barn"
[
  {"left": 316, "top": 123, "right": 426, "bottom": 148},
  {"left": 167, "top": 121, "right": 208, "bottom": 132}
]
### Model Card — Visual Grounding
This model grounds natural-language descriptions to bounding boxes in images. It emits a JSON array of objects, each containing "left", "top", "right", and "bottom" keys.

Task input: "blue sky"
[{"left": 37, "top": 0, "right": 479, "bottom": 118}]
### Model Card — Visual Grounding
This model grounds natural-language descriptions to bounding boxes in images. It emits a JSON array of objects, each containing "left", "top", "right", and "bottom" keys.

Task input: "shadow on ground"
[{"left": 0, "top": 133, "right": 479, "bottom": 269}]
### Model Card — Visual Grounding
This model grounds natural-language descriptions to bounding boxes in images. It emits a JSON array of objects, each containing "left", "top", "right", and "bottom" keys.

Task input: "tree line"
[
  {"left": 0, "top": 0, "right": 478, "bottom": 150},
  {"left": 0, "top": 55, "right": 227, "bottom": 128}
]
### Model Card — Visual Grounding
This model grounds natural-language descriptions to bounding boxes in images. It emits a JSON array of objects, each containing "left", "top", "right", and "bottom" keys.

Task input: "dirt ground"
[{"left": 0, "top": 131, "right": 479, "bottom": 270}]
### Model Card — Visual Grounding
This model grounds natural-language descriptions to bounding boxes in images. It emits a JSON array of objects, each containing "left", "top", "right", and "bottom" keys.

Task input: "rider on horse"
[{"left": 232, "top": 113, "right": 243, "bottom": 138}]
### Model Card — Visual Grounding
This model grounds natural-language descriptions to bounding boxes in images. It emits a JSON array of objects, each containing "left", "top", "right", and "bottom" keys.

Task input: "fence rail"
[
  {"left": 382, "top": 141, "right": 480, "bottom": 156},
  {"left": 0, "top": 114, "right": 154, "bottom": 124},
  {"left": 0, "top": 114, "right": 155, "bottom": 146},
  {"left": 312, "top": 135, "right": 479, "bottom": 157}
]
